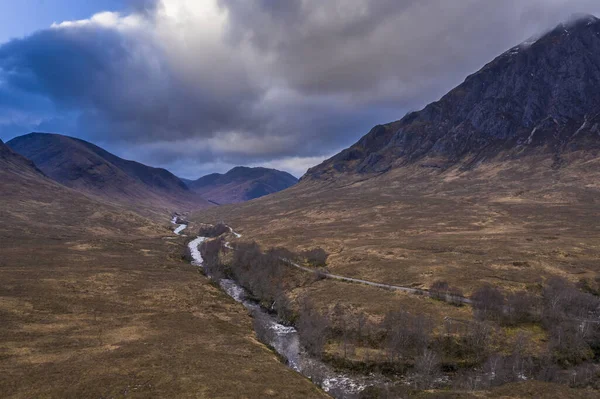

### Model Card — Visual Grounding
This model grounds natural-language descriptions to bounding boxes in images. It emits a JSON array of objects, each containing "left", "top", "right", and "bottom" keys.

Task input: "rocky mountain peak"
[{"left": 305, "top": 15, "right": 600, "bottom": 180}]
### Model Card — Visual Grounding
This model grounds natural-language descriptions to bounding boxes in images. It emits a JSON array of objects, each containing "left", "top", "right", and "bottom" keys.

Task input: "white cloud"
[{"left": 51, "top": 11, "right": 145, "bottom": 30}]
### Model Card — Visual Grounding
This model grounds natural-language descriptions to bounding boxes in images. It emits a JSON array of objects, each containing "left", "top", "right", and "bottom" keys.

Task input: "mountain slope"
[
  {"left": 194, "top": 15, "right": 600, "bottom": 298},
  {"left": 0, "top": 138, "right": 159, "bottom": 240},
  {"left": 0, "top": 138, "right": 45, "bottom": 179},
  {"left": 7, "top": 133, "right": 211, "bottom": 210},
  {"left": 186, "top": 166, "right": 298, "bottom": 204},
  {"left": 306, "top": 14, "right": 600, "bottom": 181}
]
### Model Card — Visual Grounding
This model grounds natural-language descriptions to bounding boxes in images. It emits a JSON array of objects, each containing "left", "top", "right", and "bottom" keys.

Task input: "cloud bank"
[{"left": 1, "top": 0, "right": 599, "bottom": 177}]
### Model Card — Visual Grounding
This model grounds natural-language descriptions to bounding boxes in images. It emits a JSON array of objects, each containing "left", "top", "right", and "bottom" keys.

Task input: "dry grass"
[
  {"left": 0, "top": 233, "right": 326, "bottom": 398},
  {"left": 0, "top": 168, "right": 326, "bottom": 398},
  {"left": 191, "top": 157, "right": 600, "bottom": 395},
  {"left": 192, "top": 157, "right": 600, "bottom": 296}
]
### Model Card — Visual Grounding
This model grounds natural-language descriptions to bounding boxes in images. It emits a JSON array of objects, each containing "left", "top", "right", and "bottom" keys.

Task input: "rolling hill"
[{"left": 186, "top": 166, "right": 298, "bottom": 204}]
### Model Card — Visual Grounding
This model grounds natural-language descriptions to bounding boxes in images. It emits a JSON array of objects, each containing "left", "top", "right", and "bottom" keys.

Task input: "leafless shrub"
[
  {"left": 471, "top": 284, "right": 505, "bottom": 322},
  {"left": 267, "top": 247, "right": 298, "bottom": 262},
  {"left": 383, "top": 311, "right": 433, "bottom": 361},
  {"left": 182, "top": 245, "right": 193, "bottom": 262},
  {"left": 541, "top": 277, "right": 600, "bottom": 365},
  {"left": 175, "top": 216, "right": 189, "bottom": 225},
  {"left": 273, "top": 292, "right": 296, "bottom": 324},
  {"left": 253, "top": 312, "right": 275, "bottom": 345},
  {"left": 297, "top": 298, "right": 330, "bottom": 358},
  {"left": 567, "top": 363, "right": 600, "bottom": 388},
  {"left": 463, "top": 321, "right": 495, "bottom": 362},
  {"left": 504, "top": 291, "right": 540, "bottom": 325},
  {"left": 413, "top": 349, "right": 441, "bottom": 389},
  {"left": 312, "top": 269, "right": 327, "bottom": 282}
]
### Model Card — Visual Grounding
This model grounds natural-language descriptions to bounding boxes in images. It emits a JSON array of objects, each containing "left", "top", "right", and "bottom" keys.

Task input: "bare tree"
[
  {"left": 464, "top": 321, "right": 495, "bottom": 362},
  {"left": 384, "top": 311, "right": 432, "bottom": 361},
  {"left": 471, "top": 284, "right": 505, "bottom": 321},
  {"left": 413, "top": 349, "right": 441, "bottom": 389},
  {"left": 505, "top": 291, "right": 539, "bottom": 325},
  {"left": 297, "top": 298, "right": 330, "bottom": 358}
]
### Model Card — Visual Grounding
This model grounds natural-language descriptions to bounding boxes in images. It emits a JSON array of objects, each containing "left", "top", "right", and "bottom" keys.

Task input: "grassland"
[
  {"left": 192, "top": 156, "right": 600, "bottom": 296},
  {"left": 0, "top": 166, "right": 327, "bottom": 398},
  {"left": 191, "top": 155, "right": 600, "bottom": 396}
]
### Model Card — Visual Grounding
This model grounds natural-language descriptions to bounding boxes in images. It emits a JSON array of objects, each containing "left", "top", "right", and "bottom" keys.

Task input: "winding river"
[{"left": 171, "top": 218, "right": 386, "bottom": 397}]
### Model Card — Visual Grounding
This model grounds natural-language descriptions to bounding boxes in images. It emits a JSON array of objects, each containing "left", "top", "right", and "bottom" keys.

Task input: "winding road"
[
  {"left": 281, "top": 258, "right": 473, "bottom": 304},
  {"left": 218, "top": 221, "right": 472, "bottom": 305},
  {"left": 172, "top": 216, "right": 472, "bottom": 305}
]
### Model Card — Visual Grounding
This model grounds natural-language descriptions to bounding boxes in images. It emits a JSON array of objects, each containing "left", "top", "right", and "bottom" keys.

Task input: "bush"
[
  {"left": 253, "top": 312, "right": 276, "bottom": 345},
  {"left": 413, "top": 349, "right": 441, "bottom": 389},
  {"left": 471, "top": 284, "right": 505, "bottom": 322},
  {"left": 267, "top": 247, "right": 298, "bottom": 262},
  {"left": 383, "top": 311, "right": 433, "bottom": 361},
  {"left": 540, "top": 277, "right": 600, "bottom": 366},
  {"left": 301, "top": 248, "right": 329, "bottom": 267},
  {"left": 504, "top": 291, "right": 539, "bottom": 325},
  {"left": 200, "top": 237, "right": 225, "bottom": 279}
]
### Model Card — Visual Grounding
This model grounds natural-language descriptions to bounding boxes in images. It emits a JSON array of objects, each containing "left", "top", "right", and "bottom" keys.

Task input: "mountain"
[
  {"left": 194, "top": 15, "right": 600, "bottom": 315},
  {"left": 186, "top": 166, "right": 298, "bottom": 204},
  {"left": 192, "top": 20, "right": 600, "bottom": 394},
  {"left": 1, "top": 137, "right": 158, "bottom": 240},
  {"left": 305, "top": 14, "right": 600, "bottom": 181},
  {"left": 7, "top": 133, "right": 211, "bottom": 210}
]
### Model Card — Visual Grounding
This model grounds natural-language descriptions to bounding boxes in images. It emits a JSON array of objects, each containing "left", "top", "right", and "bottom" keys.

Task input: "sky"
[{"left": 1, "top": 1, "right": 599, "bottom": 178}]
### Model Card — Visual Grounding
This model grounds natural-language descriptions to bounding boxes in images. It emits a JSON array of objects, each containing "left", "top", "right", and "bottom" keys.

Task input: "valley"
[
  {"left": 0, "top": 140, "right": 325, "bottom": 398},
  {"left": 2, "top": 7, "right": 600, "bottom": 399}
]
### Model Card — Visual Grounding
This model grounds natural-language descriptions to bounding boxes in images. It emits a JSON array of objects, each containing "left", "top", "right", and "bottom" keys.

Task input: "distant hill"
[
  {"left": 305, "top": 14, "right": 600, "bottom": 181},
  {"left": 1, "top": 138, "right": 157, "bottom": 239},
  {"left": 185, "top": 166, "right": 298, "bottom": 204},
  {"left": 7, "top": 133, "right": 211, "bottom": 210}
]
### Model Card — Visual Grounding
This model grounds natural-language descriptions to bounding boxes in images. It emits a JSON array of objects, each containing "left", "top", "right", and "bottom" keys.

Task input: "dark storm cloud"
[{"left": 1, "top": 0, "right": 600, "bottom": 177}]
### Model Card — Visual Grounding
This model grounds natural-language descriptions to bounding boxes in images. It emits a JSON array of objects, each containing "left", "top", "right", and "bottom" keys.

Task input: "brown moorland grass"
[
  {"left": 0, "top": 233, "right": 327, "bottom": 398},
  {"left": 192, "top": 157, "right": 600, "bottom": 296},
  {"left": 191, "top": 156, "right": 600, "bottom": 394},
  {"left": 0, "top": 166, "right": 326, "bottom": 398}
]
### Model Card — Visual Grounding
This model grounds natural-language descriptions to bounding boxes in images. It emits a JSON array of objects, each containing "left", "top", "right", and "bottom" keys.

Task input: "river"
[{"left": 172, "top": 219, "right": 387, "bottom": 398}]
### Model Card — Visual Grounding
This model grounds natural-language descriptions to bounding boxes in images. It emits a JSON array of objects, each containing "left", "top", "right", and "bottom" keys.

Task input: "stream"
[{"left": 171, "top": 218, "right": 387, "bottom": 398}]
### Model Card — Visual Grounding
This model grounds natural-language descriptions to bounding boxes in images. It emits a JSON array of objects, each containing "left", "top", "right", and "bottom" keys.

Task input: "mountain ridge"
[
  {"left": 305, "top": 14, "right": 600, "bottom": 181},
  {"left": 7, "top": 132, "right": 211, "bottom": 210}
]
